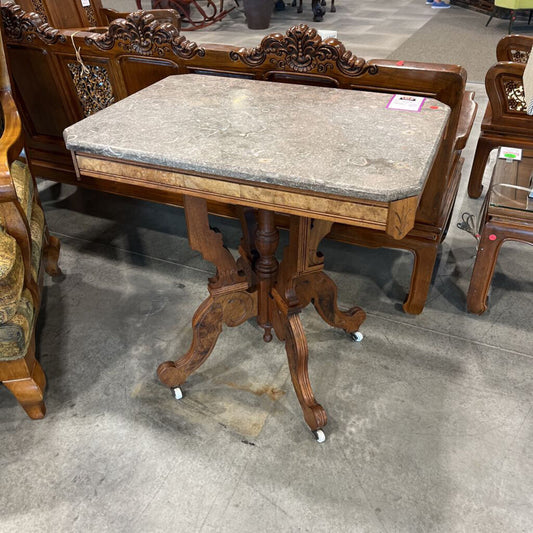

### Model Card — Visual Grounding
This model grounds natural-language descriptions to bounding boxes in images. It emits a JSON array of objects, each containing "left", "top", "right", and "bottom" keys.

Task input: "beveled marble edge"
[{"left": 64, "top": 75, "right": 451, "bottom": 203}]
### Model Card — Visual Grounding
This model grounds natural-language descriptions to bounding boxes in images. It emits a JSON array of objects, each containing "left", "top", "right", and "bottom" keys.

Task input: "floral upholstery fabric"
[
  {"left": 10, "top": 160, "right": 34, "bottom": 221},
  {"left": 30, "top": 202, "right": 44, "bottom": 282},
  {"left": 0, "top": 288, "right": 34, "bottom": 361},
  {"left": 0, "top": 230, "right": 24, "bottom": 324},
  {"left": 0, "top": 161, "right": 44, "bottom": 361}
]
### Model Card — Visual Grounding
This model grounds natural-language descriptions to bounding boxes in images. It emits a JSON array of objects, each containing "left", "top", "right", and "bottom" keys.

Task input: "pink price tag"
[{"left": 489, "top": 234, "right": 497, "bottom": 241}]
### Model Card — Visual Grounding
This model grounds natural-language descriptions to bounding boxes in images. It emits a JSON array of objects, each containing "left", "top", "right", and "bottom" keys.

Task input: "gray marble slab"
[{"left": 64, "top": 75, "right": 450, "bottom": 202}]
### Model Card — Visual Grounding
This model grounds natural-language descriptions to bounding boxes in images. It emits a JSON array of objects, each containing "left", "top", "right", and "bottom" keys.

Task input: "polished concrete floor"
[{"left": 1, "top": 2, "right": 532, "bottom": 532}]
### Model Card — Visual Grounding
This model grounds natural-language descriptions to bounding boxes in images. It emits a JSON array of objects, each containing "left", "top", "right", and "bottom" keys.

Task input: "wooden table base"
[{"left": 157, "top": 196, "right": 366, "bottom": 440}]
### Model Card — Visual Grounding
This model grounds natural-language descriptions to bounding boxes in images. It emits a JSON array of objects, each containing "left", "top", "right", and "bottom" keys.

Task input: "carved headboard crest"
[
  {"left": 229, "top": 25, "right": 377, "bottom": 77},
  {"left": 1, "top": 2, "right": 65, "bottom": 44},
  {"left": 85, "top": 11, "right": 204, "bottom": 60}
]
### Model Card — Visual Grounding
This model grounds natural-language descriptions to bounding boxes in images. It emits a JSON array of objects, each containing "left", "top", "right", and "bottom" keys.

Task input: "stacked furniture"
[
  {"left": 1, "top": 3, "right": 477, "bottom": 314},
  {"left": 468, "top": 34, "right": 533, "bottom": 198},
  {"left": 0, "top": 21, "right": 61, "bottom": 418}
]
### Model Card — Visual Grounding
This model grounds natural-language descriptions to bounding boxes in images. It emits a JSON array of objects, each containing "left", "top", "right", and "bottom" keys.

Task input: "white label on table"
[
  {"left": 386, "top": 94, "right": 426, "bottom": 112},
  {"left": 499, "top": 146, "right": 522, "bottom": 161},
  {"left": 81, "top": 0, "right": 91, "bottom": 7}
]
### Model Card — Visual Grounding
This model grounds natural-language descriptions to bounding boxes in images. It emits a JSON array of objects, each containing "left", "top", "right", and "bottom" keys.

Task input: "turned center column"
[{"left": 254, "top": 209, "right": 279, "bottom": 342}]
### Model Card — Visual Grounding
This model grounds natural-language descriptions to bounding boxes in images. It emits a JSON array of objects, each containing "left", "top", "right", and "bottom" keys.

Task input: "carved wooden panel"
[
  {"left": 7, "top": 46, "right": 71, "bottom": 137},
  {"left": 83, "top": 4, "right": 98, "bottom": 26},
  {"left": 503, "top": 77, "right": 526, "bottom": 113},
  {"left": 509, "top": 49, "right": 530, "bottom": 64},
  {"left": 119, "top": 56, "right": 180, "bottom": 95},
  {"left": 30, "top": 0, "right": 48, "bottom": 22},
  {"left": 67, "top": 62, "right": 115, "bottom": 117}
]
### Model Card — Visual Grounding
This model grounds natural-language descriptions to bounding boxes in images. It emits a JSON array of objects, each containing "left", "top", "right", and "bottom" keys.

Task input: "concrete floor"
[{"left": 1, "top": 1, "right": 532, "bottom": 532}]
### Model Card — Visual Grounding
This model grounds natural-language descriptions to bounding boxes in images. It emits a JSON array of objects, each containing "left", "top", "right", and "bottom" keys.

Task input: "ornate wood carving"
[
  {"left": 85, "top": 11, "right": 205, "bottom": 59},
  {"left": 229, "top": 25, "right": 378, "bottom": 77},
  {"left": 509, "top": 48, "right": 530, "bottom": 64},
  {"left": 503, "top": 78, "right": 526, "bottom": 112},
  {"left": 30, "top": 0, "right": 48, "bottom": 23},
  {"left": 1, "top": 2, "right": 65, "bottom": 44},
  {"left": 83, "top": 4, "right": 98, "bottom": 27},
  {"left": 158, "top": 290, "right": 258, "bottom": 388},
  {"left": 67, "top": 63, "right": 115, "bottom": 117}
]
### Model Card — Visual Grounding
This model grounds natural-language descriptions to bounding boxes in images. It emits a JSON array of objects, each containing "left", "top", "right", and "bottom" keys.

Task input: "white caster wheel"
[
  {"left": 313, "top": 429, "right": 326, "bottom": 443},
  {"left": 350, "top": 331, "right": 363, "bottom": 342},
  {"left": 172, "top": 387, "right": 183, "bottom": 400}
]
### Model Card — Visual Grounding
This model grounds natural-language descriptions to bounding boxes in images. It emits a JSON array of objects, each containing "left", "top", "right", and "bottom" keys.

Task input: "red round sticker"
[{"left": 489, "top": 234, "right": 497, "bottom": 241}]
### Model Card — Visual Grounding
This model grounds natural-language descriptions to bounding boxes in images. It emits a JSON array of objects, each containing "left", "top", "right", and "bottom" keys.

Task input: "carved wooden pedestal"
[{"left": 157, "top": 196, "right": 366, "bottom": 439}]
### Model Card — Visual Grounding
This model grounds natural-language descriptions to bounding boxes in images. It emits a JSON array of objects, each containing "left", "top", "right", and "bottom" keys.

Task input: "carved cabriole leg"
[
  {"left": 468, "top": 135, "right": 495, "bottom": 199},
  {"left": 158, "top": 290, "right": 258, "bottom": 387},
  {"left": 285, "top": 312, "right": 327, "bottom": 431},
  {"left": 294, "top": 272, "right": 366, "bottom": 333},
  {"left": 43, "top": 234, "right": 62, "bottom": 277},
  {"left": 255, "top": 210, "right": 279, "bottom": 342},
  {"left": 402, "top": 242, "right": 439, "bottom": 315},
  {"left": 1, "top": 337, "right": 46, "bottom": 419},
  {"left": 158, "top": 195, "right": 254, "bottom": 388}
]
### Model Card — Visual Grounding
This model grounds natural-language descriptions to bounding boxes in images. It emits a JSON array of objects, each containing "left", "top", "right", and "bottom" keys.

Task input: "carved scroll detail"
[
  {"left": 229, "top": 24, "right": 377, "bottom": 77},
  {"left": 67, "top": 63, "right": 115, "bottom": 117},
  {"left": 1, "top": 2, "right": 65, "bottom": 44},
  {"left": 85, "top": 11, "right": 204, "bottom": 59},
  {"left": 503, "top": 78, "right": 526, "bottom": 112}
]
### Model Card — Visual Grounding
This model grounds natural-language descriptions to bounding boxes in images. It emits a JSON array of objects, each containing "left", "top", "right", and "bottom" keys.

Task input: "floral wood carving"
[
  {"left": 30, "top": 0, "right": 48, "bottom": 23},
  {"left": 503, "top": 78, "right": 526, "bottom": 113},
  {"left": 229, "top": 25, "right": 377, "bottom": 77},
  {"left": 83, "top": 4, "right": 98, "bottom": 26},
  {"left": 509, "top": 48, "right": 530, "bottom": 64},
  {"left": 67, "top": 63, "right": 115, "bottom": 117},
  {"left": 1, "top": 2, "right": 65, "bottom": 44},
  {"left": 85, "top": 11, "right": 204, "bottom": 59}
]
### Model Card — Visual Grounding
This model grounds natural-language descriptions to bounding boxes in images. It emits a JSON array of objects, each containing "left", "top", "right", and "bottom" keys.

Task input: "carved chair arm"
[
  {"left": 0, "top": 89, "right": 22, "bottom": 200},
  {"left": 496, "top": 35, "right": 533, "bottom": 63},
  {"left": 454, "top": 90, "right": 477, "bottom": 151},
  {"left": 485, "top": 61, "right": 530, "bottom": 126}
]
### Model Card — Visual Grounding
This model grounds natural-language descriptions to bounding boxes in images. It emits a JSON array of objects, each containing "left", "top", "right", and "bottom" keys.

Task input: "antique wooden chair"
[
  {"left": 0, "top": 23, "right": 61, "bottom": 418},
  {"left": 467, "top": 34, "right": 533, "bottom": 198}
]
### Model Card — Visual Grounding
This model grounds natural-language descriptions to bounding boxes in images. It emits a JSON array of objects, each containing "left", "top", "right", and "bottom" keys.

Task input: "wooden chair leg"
[
  {"left": 486, "top": 9, "right": 495, "bottom": 26},
  {"left": 1, "top": 338, "right": 46, "bottom": 419},
  {"left": 402, "top": 243, "right": 439, "bottom": 315},
  {"left": 330, "top": 0, "right": 335, "bottom": 12},
  {"left": 43, "top": 233, "right": 62, "bottom": 277},
  {"left": 468, "top": 135, "right": 495, "bottom": 199},
  {"left": 467, "top": 223, "right": 504, "bottom": 314}
]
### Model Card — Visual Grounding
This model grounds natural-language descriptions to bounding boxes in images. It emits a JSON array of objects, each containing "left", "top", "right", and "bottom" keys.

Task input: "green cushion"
[
  {"left": 0, "top": 288, "right": 34, "bottom": 361},
  {"left": 495, "top": 0, "right": 533, "bottom": 8},
  {"left": 0, "top": 230, "right": 24, "bottom": 324}
]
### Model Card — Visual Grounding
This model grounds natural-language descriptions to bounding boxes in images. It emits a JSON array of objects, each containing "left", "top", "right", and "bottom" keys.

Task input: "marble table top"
[{"left": 64, "top": 75, "right": 450, "bottom": 203}]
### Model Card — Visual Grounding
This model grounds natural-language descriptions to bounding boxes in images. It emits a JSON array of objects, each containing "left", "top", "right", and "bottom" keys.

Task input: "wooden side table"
[
  {"left": 467, "top": 149, "right": 533, "bottom": 314},
  {"left": 65, "top": 75, "right": 449, "bottom": 441}
]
